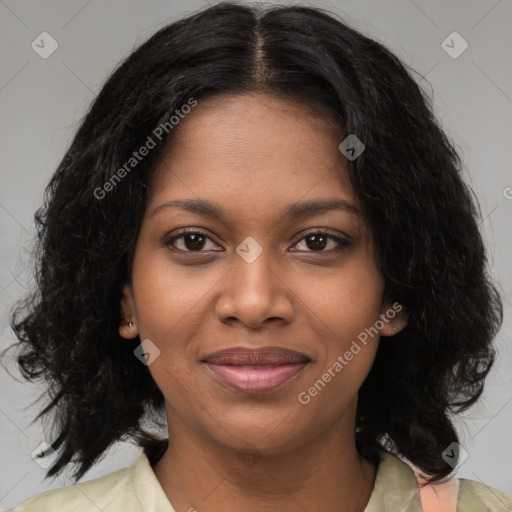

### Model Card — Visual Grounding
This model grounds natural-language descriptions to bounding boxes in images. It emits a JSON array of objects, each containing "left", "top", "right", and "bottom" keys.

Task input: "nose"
[{"left": 214, "top": 245, "right": 294, "bottom": 329}]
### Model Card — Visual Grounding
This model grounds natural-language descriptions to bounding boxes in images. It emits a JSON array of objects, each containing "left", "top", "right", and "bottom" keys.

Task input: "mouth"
[{"left": 202, "top": 346, "right": 310, "bottom": 393}]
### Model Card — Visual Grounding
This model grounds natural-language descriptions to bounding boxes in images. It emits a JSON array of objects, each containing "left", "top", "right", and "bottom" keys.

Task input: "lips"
[{"left": 203, "top": 347, "right": 310, "bottom": 393}]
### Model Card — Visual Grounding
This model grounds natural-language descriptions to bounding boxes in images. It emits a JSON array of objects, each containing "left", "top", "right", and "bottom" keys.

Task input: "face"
[{"left": 120, "top": 92, "right": 406, "bottom": 456}]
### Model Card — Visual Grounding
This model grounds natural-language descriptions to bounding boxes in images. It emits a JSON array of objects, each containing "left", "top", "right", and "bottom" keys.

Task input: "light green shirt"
[{"left": 9, "top": 450, "right": 512, "bottom": 511}]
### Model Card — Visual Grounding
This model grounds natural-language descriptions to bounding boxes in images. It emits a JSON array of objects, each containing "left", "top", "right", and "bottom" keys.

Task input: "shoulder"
[
  {"left": 364, "top": 450, "right": 512, "bottom": 512},
  {"left": 8, "top": 456, "right": 143, "bottom": 512},
  {"left": 457, "top": 478, "right": 512, "bottom": 511},
  {"left": 364, "top": 450, "right": 424, "bottom": 511}
]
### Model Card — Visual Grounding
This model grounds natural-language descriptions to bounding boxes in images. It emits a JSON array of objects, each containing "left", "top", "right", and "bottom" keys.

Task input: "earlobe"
[
  {"left": 119, "top": 284, "right": 138, "bottom": 339},
  {"left": 378, "top": 301, "right": 408, "bottom": 337}
]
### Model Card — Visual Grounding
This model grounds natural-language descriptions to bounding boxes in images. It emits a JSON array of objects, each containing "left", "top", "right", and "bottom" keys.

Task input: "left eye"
[{"left": 292, "top": 231, "right": 351, "bottom": 252}]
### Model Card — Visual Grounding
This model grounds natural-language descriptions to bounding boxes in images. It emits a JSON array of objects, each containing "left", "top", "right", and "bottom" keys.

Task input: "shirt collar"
[
  {"left": 130, "top": 449, "right": 423, "bottom": 512},
  {"left": 131, "top": 452, "right": 177, "bottom": 511},
  {"left": 363, "top": 450, "right": 423, "bottom": 512}
]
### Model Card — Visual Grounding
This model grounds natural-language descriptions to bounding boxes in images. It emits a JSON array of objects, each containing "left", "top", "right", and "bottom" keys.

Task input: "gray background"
[{"left": 1, "top": 0, "right": 511, "bottom": 508}]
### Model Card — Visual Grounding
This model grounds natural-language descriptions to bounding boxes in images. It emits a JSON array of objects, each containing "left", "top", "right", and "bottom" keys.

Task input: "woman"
[{"left": 6, "top": 2, "right": 512, "bottom": 511}]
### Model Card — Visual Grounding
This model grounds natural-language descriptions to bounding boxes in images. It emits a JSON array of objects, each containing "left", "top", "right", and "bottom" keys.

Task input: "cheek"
[
  {"left": 131, "top": 244, "right": 214, "bottom": 340},
  {"left": 300, "top": 255, "right": 384, "bottom": 346},
  {"left": 297, "top": 253, "right": 384, "bottom": 390},
  {"left": 129, "top": 244, "right": 229, "bottom": 398},
  {"left": 295, "top": 268, "right": 383, "bottom": 416}
]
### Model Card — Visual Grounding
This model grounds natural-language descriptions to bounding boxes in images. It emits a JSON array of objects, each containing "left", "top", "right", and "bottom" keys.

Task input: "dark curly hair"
[{"left": 6, "top": 1, "right": 502, "bottom": 486}]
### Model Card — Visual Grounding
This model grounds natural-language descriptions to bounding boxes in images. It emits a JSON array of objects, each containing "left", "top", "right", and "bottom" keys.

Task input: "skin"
[{"left": 119, "top": 92, "right": 407, "bottom": 512}]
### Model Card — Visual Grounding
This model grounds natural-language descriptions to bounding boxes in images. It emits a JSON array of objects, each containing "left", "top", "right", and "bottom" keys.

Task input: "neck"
[{"left": 153, "top": 402, "right": 377, "bottom": 512}]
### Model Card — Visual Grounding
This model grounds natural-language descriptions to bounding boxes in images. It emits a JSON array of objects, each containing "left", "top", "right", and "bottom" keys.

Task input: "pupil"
[
  {"left": 185, "top": 234, "right": 205, "bottom": 250},
  {"left": 307, "top": 234, "right": 327, "bottom": 250}
]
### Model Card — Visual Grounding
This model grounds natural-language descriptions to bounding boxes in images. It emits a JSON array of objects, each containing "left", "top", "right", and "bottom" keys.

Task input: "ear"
[
  {"left": 119, "top": 283, "right": 138, "bottom": 339},
  {"left": 377, "top": 300, "right": 407, "bottom": 337}
]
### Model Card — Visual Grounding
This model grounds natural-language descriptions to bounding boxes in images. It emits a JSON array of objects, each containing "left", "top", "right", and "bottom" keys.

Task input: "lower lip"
[{"left": 205, "top": 363, "right": 307, "bottom": 393}]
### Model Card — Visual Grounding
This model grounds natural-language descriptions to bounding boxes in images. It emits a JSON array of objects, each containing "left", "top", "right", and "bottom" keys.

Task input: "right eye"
[{"left": 163, "top": 230, "right": 223, "bottom": 253}]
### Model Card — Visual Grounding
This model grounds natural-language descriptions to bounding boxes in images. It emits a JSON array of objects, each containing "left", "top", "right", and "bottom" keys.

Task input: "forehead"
[{"left": 147, "top": 92, "right": 359, "bottom": 220}]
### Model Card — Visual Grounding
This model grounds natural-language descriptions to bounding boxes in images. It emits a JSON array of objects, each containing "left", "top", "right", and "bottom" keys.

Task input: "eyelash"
[{"left": 163, "top": 228, "right": 351, "bottom": 254}]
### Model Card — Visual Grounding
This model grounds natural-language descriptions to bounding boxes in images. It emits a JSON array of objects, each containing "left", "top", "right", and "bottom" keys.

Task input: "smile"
[{"left": 202, "top": 346, "right": 310, "bottom": 393}]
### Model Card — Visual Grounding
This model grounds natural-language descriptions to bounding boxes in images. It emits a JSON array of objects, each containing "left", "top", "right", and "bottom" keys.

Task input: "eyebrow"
[{"left": 150, "top": 198, "right": 362, "bottom": 221}]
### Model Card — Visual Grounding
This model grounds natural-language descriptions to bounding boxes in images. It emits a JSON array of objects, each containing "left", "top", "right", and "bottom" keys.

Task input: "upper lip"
[{"left": 203, "top": 346, "right": 311, "bottom": 365}]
